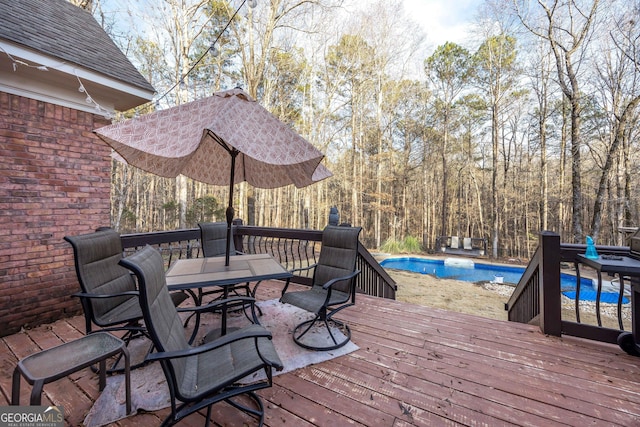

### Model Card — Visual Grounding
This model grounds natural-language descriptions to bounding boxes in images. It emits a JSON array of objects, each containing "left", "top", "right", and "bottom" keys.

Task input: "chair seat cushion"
[
  {"left": 94, "top": 296, "right": 142, "bottom": 326},
  {"left": 177, "top": 324, "right": 283, "bottom": 400},
  {"left": 280, "top": 288, "right": 349, "bottom": 313},
  {"left": 94, "top": 290, "right": 187, "bottom": 326},
  {"left": 169, "top": 290, "right": 189, "bottom": 307}
]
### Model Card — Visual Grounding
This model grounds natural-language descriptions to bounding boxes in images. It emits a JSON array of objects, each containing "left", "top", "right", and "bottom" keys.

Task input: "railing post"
[
  {"left": 539, "top": 231, "right": 562, "bottom": 336},
  {"left": 232, "top": 218, "right": 244, "bottom": 253}
]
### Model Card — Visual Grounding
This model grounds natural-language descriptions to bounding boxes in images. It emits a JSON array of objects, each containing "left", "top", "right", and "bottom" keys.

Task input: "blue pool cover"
[{"left": 380, "top": 257, "right": 628, "bottom": 304}]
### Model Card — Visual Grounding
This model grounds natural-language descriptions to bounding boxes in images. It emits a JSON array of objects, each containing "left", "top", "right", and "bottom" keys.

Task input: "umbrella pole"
[{"left": 225, "top": 150, "right": 239, "bottom": 266}]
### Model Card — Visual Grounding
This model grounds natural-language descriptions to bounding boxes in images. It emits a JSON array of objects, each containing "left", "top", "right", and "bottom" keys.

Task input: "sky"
[
  {"left": 102, "top": 0, "right": 484, "bottom": 52},
  {"left": 402, "top": 0, "right": 484, "bottom": 48}
]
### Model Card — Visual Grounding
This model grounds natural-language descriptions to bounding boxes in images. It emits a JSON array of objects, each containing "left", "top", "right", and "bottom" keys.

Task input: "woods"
[{"left": 78, "top": 0, "right": 640, "bottom": 259}]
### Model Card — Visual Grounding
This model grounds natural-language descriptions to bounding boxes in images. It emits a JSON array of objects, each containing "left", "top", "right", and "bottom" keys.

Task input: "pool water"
[{"left": 380, "top": 257, "right": 628, "bottom": 304}]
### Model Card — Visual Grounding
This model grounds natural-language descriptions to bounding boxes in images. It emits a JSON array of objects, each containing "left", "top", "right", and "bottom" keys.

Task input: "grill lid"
[{"left": 630, "top": 236, "right": 640, "bottom": 259}]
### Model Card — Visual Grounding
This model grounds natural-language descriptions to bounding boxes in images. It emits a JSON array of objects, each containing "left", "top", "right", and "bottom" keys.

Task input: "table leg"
[
  {"left": 98, "top": 359, "right": 106, "bottom": 390},
  {"left": 617, "top": 275, "right": 625, "bottom": 330},
  {"left": 11, "top": 367, "right": 20, "bottom": 405},
  {"left": 221, "top": 286, "right": 228, "bottom": 335},
  {"left": 123, "top": 346, "right": 131, "bottom": 415}
]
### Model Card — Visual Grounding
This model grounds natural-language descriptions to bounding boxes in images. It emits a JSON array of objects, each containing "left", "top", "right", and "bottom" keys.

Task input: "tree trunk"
[
  {"left": 176, "top": 175, "right": 187, "bottom": 229},
  {"left": 492, "top": 105, "right": 499, "bottom": 258},
  {"left": 570, "top": 93, "right": 583, "bottom": 243},
  {"left": 592, "top": 96, "right": 640, "bottom": 240},
  {"left": 441, "top": 118, "right": 449, "bottom": 237},
  {"left": 559, "top": 96, "right": 568, "bottom": 240}
]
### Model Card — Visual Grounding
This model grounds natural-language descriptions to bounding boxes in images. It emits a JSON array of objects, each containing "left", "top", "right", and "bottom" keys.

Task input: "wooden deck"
[{"left": 2, "top": 281, "right": 640, "bottom": 426}]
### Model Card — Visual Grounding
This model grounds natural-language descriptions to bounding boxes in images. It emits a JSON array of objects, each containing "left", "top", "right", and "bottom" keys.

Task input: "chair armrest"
[
  {"left": 289, "top": 263, "right": 317, "bottom": 275},
  {"left": 281, "top": 264, "right": 318, "bottom": 297},
  {"left": 321, "top": 270, "right": 360, "bottom": 290},
  {"left": 146, "top": 324, "right": 272, "bottom": 361},
  {"left": 72, "top": 290, "right": 139, "bottom": 299}
]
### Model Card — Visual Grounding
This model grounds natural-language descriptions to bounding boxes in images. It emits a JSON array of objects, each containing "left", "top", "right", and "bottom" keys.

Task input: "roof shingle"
[{"left": 0, "top": 0, "right": 154, "bottom": 93}]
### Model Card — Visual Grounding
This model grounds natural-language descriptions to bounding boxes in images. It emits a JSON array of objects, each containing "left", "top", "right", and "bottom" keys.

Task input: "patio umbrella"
[{"left": 94, "top": 88, "right": 332, "bottom": 265}]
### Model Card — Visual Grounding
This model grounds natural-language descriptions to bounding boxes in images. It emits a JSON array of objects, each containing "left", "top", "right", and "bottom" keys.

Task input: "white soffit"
[{"left": 0, "top": 41, "right": 155, "bottom": 115}]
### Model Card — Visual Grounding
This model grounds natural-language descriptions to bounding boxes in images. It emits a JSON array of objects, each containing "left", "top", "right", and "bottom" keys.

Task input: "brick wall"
[{"left": 0, "top": 92, "right": 112, "bottom": 336}]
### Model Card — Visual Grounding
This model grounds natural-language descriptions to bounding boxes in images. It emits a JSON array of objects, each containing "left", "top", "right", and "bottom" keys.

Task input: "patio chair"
[
  {"left": 64, "top": 228, "right": 188, "bottom": 371},
  {"left": 120, "top": 245, "right": 283, "bottom": 427},
  {"left": 198, "top": 222, "right": 251, "bottom": 301},
  {"left": 198, "top": 222, "right": 265, "bottom": 318},
  {"left": 280, "top": 225, "right": 362, "bottom": 351}
]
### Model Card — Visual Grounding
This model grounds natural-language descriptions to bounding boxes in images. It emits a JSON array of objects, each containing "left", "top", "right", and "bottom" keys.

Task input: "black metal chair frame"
[
  {"left": 280, "top": 225, "right": 362, "bottom": 351},
  {"left": 120, "top": 245, "right": 283, "bottom": 427},
  {"left": 198, "top": 222, "right": 252, "bottom": 300},
  {"left": 198, "top": 222, "right": 264, "bottom": 316},
  {"left": 64, "top": 228, "right": 188, "bottom": 372}
]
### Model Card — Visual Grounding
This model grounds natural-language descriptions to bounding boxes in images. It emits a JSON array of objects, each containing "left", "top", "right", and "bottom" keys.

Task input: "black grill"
[{"left": 631, "top": 235, "right": 640, "bottom": 258}]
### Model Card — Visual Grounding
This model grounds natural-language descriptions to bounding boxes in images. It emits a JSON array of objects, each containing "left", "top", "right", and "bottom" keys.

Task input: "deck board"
[{"left": 1, "top": 280, "right": 639, "bottom": 426}]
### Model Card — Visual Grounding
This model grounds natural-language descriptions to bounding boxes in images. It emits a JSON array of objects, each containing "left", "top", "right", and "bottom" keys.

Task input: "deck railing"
[
  {"left": 120, "top": 224, "right": 397, "bottom": 300},
  {"left": 506, "top": 231, "right": 634, "bottom": 344},
  {"left": 505, "top": 231, "right": 561, "bottom": 336}
]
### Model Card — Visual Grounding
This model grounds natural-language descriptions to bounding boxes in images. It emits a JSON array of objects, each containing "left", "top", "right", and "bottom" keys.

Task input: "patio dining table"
[{"left": 165, "top": 253, "right": 292, "bottom": 335}]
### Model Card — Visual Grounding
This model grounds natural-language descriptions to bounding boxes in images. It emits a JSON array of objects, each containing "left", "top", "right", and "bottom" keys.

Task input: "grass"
[{"left": 380, "top": 236, "right": 422, "bottom": 254}]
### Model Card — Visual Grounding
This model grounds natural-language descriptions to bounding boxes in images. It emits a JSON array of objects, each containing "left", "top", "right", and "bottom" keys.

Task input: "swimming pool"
[{"left": 380, "top": 257, "right": 628, "bottom": 304}]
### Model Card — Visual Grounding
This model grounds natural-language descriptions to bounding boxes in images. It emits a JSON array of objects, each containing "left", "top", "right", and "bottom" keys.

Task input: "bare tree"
[
  {"left": 525, "top": 39, "right": 555, "bottom": 232},
  {"left": 472, "top": 33, "right": 520, "bottom": 258},
  {"left": 514, "top": 0, "right": 600, "bottom": 243},
  {"left": 425, "top": 42, "right": 472, "bottom": 238},
  {"left": 224, "top": 0, "right": 343, "bottom": 224},
  {"left": 589, "top": 2, "right": 640, "bottom": 240},
  {"left": 353, "top": 0, "right": 425, "bottom": 247},
  {"left": 91, "top": 0, "right": 640, "bottom": 257}
]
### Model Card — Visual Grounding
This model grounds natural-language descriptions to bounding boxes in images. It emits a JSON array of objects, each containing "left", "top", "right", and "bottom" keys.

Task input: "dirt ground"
[
  {"left": 385, "top": 258, "right": 631, "bottom": 330},
  {"left": 389, "top": 269, "right": 510, "bottom": 320}
]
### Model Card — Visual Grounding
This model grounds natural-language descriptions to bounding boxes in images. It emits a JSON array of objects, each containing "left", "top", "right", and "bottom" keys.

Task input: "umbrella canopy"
[{"left": 94, "top": 88, "right": 332, "bottom": 264}]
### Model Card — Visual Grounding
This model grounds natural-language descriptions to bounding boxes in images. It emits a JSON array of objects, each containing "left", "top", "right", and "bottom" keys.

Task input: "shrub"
[
  {"left": 403, "top": 236, "right": 422, "bottom": 253},
  {"left": 381, "top": 238, "right": 402, "bottom": 253},
  {"left": 380, "top": 236, "right": 422, "bottom": 254}
]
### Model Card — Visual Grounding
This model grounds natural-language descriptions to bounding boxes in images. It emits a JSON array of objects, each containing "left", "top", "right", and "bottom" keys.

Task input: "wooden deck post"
[{"left": 539, "top": 231, "right": 562, "bottom": 336}]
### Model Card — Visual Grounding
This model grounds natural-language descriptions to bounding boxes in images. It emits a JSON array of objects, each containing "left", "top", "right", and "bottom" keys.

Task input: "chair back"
[
  {"left": 199, "top": 222, "right": 234, "bottom": 257},
  {"left": 119, "top": 246, "right": 189, "bottom": 382},
  {"left": 64, "top": 229, "right": 136, "bottom": 323},
  {"left": 313, "top": 226, "right": 362, "bottom": 294}
]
